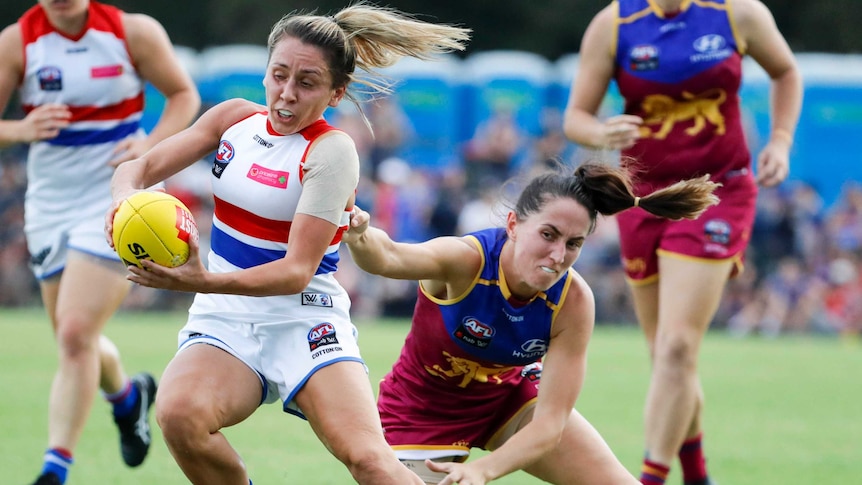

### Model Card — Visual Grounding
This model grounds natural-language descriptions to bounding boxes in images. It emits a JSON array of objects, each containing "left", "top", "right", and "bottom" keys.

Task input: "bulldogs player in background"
[
  {"left": 563, "top": 1, "right": 802, "bottom": 484},
  {"left": 341, "top": 162, "right": 719, "bottom": 485},
  {"left": 0, "top": 1, "right": 200, "bottom": 484},
  {"left": 106, "top": 4, "right": 470, "bottom": 484}
]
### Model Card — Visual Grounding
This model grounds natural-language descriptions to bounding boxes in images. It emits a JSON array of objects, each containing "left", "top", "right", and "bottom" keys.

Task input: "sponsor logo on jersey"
[
  {"left": 629, "top": 44, "right": 659, "bottom": 71},
  {"left": 253, "top": 134, "right": 274, "bottom": 148},
  {"left": 247, "top": 164, "right": 289, "bottom": 189},
  {"left": 660, "top": 21, "right": 686, "bottom": 33},
  {"left": 453, "top": 317, "right": 494, "bottom": 348},
  {"left": 512, "top": 338, "right": 547, "bottom": 359},
  {"left": 91, "top": 64, "right": 124, "bottom": 78},
  {"left": 212, "top": 140, "right": 235, "bottom": 178},
  {"left": 37, "top": 66, "right": 62, "bottom": 91},
  {"left": 503, "top": 310, "right": 524, "bottom": 322},
  {"left": 308, "top": 322, "right": 339, "bottom": 351},
  {"left": 302, "top": 292, "right": 333, "bottom": 307},
  {"left": 691, "top": 34, "right": 733, "bottom": 63},
  {"left": 66, "top": 46, "right": 88, "bottom": 54}
]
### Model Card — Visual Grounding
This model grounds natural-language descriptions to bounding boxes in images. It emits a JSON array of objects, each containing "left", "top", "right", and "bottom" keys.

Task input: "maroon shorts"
[
  {"left": 616, "top": 170, "right": 757, "bottom": 283},
  {"left": 378, "top": 364, "right": 541, "bottom": 455}
]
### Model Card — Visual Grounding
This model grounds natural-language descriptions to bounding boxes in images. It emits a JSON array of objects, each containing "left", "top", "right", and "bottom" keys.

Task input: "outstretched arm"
[{"left": 344, "top": 207, "right": 481, "bottom": 288}]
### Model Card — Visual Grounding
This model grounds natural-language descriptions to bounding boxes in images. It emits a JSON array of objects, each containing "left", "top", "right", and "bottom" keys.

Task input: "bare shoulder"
[
  {"left": 583, "top": 2, "right": 618, "bottom": 34},
  {"left": 730, "top": 0, "right": 776, "bottom": 32},
  {"left": 198, "top": 98, "right": 264, "bottom": 132},
  {"left": 0, "top": 22, "right": 22, "bottom": 54},
  {"left": 562, "top": 268, "right": 594, "bottom": 307},
  {"left": 580, "top": 3, "right": 618, "bottom": 57},
  {"left": 122, "top": 12, "right": 168, "bottom": 42},
  {"left": 0, "top": 23, "right": 23, "bottom": 78}
]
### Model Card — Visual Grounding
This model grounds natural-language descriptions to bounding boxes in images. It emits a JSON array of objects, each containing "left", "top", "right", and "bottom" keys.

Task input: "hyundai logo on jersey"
[
  {"left": 37, "top": 66, "right": 62, "bottom": 91},
  {"left": 691, "top": 34, "right": 732, "bottom": 63},
  {"left": 454, "top": 317, "right": 495, "bottom": 349},
  {"left": 212, "top": 140, "right": 235, "bottom": 178},
  {"left": 693, "top": 34, "right": 726, "bottom": 53}
]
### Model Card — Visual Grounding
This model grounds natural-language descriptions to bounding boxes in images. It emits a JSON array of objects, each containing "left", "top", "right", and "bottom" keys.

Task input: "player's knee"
[
  {"left": 654, "top": 334, "right": 698, "bottom": 369},
  {"left": 156, "top": 394, "right": 212, "bottom": 447},
  {"left": 54, "top": 317, "right": 99, "bottom": 358}
]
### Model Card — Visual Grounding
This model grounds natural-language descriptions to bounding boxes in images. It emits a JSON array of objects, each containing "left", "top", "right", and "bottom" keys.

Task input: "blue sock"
[
  {"left": 105, "top": 380, "right": 140, "bottom": 417},
  {"left": 41, "top": 448, "right": 73, "bottom": 483}
]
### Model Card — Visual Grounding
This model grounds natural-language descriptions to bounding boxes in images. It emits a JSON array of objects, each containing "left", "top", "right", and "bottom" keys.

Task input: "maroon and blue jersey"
[
  {"left": 614, "top": 0, "right": 750, "bottom": 189},
  {"left": 378, "top": 227, "right": 574, "bottom": 452}
]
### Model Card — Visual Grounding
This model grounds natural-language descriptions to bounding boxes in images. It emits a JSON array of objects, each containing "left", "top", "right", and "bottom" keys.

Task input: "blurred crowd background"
[{"left": 2, "top": 0, "right": 862, "bottom": 341}]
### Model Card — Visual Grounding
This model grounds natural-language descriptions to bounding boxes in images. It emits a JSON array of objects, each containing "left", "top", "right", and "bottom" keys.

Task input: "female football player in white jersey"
[
  {"left": 0, "top": 1, "right": 200, "bottom": 484},
  {"left": 106, "top": 4, "right": 470, "bottom": 485}
]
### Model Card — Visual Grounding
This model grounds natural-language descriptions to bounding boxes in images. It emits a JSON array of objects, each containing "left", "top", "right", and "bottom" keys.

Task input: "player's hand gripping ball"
[{"left": 112, "top": 191, "right": 198, "bottom": 268}]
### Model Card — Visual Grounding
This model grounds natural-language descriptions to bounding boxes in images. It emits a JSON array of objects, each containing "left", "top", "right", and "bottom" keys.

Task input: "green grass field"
[{"left": 2, "top": 307, "right": 860, "bottom": 484}]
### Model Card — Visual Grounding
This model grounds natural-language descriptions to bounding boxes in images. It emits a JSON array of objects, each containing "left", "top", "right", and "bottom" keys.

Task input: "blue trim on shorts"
[
  {"left": 180, "top": 333, "right": 269, "bottom": 406},
  {"left": 47, "top": 122, "right": 140, "bottom": 146},
  {"left": 68, "top": 245, "right": 122, "bottom": 263},
  {"left": 282, "top": 356, "right": 365, "bottom": 419},
  {"left": 37, "top": 265, "right": 65, "bottom": 281}
]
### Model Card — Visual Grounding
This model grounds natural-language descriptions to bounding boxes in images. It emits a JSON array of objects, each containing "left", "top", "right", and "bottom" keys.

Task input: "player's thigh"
[
  {"left": 296, "top": 361, "right": 386, "bottom": 458},
  {"left": 158, "top": 344, "right": 262, "bottom": 429},
  {"left": 524, "top": 409, "right": 637, "bottom": 484},
  {"left": 657, "top": 254, "right": 734, "bottom": 333},
  {"left": 54, "top": 252, "right": 130, "bottom": 334}
]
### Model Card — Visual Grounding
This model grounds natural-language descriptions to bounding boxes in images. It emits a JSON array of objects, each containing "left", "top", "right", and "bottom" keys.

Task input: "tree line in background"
[{"left": 1, "top": 0, "right": 860, "bottom": 59}]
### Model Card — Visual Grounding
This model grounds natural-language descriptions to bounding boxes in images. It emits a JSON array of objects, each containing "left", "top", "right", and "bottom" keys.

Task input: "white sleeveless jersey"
[
  {"left": 19, "top": 2, "right": 144, "bottom": 232},
  {"left": 190, "top": 113, "right": 353, "bottom": 322}
]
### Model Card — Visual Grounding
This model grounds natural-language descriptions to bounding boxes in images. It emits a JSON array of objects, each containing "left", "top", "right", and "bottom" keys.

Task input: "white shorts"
[
  {"left": 177, "top": 312, "right": 366, "bottom": 419},
  {"left": 25, "top": 211, "right": 121, "bottom": 280}
]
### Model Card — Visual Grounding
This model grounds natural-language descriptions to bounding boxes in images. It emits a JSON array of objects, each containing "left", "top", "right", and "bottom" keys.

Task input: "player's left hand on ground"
[
  {"left": 426, "top": 459, "right": 489, "bottom": 485},
  {"left": 125, "top": 234, "right": 207, "bottom": 292},
  {"left": 108, "top": 137, "right": 152, "bottom": 167},
  {"left": 755, "top": 140, "right": 790, "bottom": 187}
]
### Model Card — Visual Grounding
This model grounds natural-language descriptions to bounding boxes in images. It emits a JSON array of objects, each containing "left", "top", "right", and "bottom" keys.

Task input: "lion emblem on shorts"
[{"left": 638, "top": 88, "right": 727, "bottom": 140}]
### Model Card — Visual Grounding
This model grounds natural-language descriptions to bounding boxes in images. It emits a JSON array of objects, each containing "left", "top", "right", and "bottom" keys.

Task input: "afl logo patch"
[
  {"left": 308, "top": 322, "right": 339, "bottom": 350},
  {"left": 629, "top": 44, "right": 659, "bottom": 71},
  {"left": 38, "top": 66, "right": 63, "bottom": 91},
  {"left": 454, "top": 317, "right": 495, "bottom": 349},
  {"left": 212, "top": 140, "right": 235, "bottom": 178},
  {"left": 704, "top": 218, "right": 731, "bottom": 245}
]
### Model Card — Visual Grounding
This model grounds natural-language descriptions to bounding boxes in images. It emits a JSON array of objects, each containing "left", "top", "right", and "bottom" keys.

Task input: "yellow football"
[{"left": 112, "top": 191, "right": 198, "bottom": 268}]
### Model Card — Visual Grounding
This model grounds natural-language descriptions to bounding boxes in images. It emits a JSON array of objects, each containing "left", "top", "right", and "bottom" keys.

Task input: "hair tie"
[{"left": 634, "top": 196, "right": 641, "bottom": 208}]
